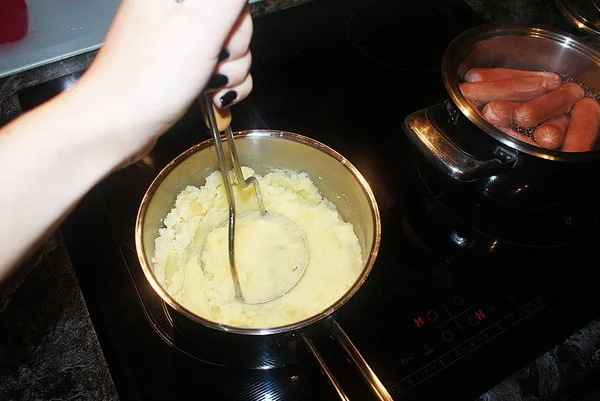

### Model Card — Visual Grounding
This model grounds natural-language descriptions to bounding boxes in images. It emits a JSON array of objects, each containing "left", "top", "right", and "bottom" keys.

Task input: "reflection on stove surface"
[
  {"left": 410, "top": 146, "right": 600, "bottom": 249},
  {"left": 347, "top": 0, "right": 466, "bottom": 72}
]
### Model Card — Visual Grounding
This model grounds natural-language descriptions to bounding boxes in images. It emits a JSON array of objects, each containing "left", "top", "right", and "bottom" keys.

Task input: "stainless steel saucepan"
[{"left": 135, "top": 129, "right": 392, "bottom": 400}]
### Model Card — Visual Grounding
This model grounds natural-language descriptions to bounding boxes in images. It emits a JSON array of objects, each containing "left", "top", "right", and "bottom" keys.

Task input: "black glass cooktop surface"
[{"left": 18, "top": 0, "right": 600, "bottom": 400}]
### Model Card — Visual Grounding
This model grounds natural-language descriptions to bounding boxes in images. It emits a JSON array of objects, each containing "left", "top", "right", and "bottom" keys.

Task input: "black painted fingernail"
[
  {"left": 206, "top": 74, "right": 228, "bottom": 89},
  {"left": 218, "top": 49, "right": 230, "bottom": 63},
  {"left": 220, "top": 90, "right": 237, "bottom": 108}
]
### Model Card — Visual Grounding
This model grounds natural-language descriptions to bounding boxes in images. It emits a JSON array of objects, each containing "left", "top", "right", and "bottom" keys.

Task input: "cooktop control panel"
[{"left": 393, "top": 293, "right": 547, "bottom": 395}]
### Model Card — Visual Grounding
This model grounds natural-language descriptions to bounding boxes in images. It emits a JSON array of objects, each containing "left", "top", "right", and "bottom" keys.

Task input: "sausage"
[
  {"left": 512, "top": 83, "right": 584, "bottom": 128},
  {"left": 464, "top": 68, "right": 562, "bottom": 84},
  {"left": 482, "top": 101, "right": 520, "bottom": 127},
  {"left": 533, "top": 114, "right": 569, "bottom": 150},
  {"left": 562, "top": 97, "right": 600, "bottom": 152},
  {"left": 459, "top": 75, "right": 560, "bottom": 103},
  {"left": 499, "top": 126, "right": 540, "bottom": 147}
]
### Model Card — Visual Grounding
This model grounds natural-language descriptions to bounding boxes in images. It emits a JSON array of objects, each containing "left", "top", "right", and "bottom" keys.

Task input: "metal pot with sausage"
[{"left": 403, "top": 24, "right": 600, "bottom": 208}]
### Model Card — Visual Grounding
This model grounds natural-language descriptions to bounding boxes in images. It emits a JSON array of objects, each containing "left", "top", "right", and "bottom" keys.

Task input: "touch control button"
[{"left": 427, "top": 311, "right": 439, "bottom": 321}]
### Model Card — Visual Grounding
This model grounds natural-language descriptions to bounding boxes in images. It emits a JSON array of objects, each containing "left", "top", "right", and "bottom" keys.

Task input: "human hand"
[
  {"left": 75, "top": 0, "right": 253, "bottom": 142},
  {"left": 205, "top": 5, "right": 254, "bottom": 110},
  {"left": 0, "top": 0, "right": 257, "bottom": 274}
]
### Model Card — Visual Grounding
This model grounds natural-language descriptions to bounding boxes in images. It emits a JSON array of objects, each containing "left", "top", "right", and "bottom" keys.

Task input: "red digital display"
[
  {"left": 475, "top": 309, "right": 486, "bottom": 320},
  {"left": 414, "top": 316, "right": 425, "bottom": 328}
]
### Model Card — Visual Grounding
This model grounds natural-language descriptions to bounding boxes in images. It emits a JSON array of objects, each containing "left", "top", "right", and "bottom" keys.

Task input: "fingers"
[
  {"left": 220, "top": 5, "right": 253, "bottom": 63},
  {"left": 203, "top": 4, "right": 254, "bottom": 109},
  {"left": 212, "top": 73, "right": 253, "bottom": 109},
  {"left": 205, "top": 50, "right": 251, "bottom": 95},
  {"left": 212, "top": 51, "right": 251, "bottom": 88}
]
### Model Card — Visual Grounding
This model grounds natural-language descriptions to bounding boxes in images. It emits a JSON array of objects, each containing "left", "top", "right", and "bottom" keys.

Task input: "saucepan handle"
[
  {"left": 300, "top": 318, "right": 394, "bottom": 401},
  {"left": 329, "top": 318, "right": 394, "bottom": 401},
  {"left": 300, "top": 332, "right": 351, "bottom": 401},
  {"left": 403, "top": 107, "right": 517, "bottom": 182}
]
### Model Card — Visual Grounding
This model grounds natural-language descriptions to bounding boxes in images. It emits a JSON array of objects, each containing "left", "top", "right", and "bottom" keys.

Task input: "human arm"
[{"left": 0, "top": 0, "right": 253, "bottom": 280}]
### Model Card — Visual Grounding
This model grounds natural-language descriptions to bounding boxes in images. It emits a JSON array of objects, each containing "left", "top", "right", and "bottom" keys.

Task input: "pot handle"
[
  {"left": 329, "top": 319, "right": 394, "bottom": 401},
  {"left": 403, "top": 108, "right": 517, "bottom": 182},
  {"left": 300, "top": 332, "right": 351, "bottom": 401},
  {"left": 301, "top": 318, "right": 393, "bottom": 401}
]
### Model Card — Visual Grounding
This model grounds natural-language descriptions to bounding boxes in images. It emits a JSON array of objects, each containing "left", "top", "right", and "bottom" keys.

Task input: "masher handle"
[
  {"left": 199, "top": 97, "right": 232, "bottom": 132},
  {"left": 201, "top": 92, "right": 245, "bottom": 303},
  {"left": 199, "top": 98, "right": 266, "bottom": 215}
]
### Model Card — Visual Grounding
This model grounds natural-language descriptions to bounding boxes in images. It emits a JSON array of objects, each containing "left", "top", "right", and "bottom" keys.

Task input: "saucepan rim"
[{"left": 134, "top": 129, "right": 382, "bottom": 336}]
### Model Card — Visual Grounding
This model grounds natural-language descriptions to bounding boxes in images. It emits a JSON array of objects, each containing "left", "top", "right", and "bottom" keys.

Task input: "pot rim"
[
  {"left": 442, "top": 23, "right": 600, "bottom": 163},
  {"left": 135, "top": 129, "right": 382, "bottom": 336}
]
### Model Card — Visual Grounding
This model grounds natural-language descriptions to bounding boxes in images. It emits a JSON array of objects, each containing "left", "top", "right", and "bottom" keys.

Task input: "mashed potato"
[{"left": 152, "top": 167, "right": 363, "bottom": 328}]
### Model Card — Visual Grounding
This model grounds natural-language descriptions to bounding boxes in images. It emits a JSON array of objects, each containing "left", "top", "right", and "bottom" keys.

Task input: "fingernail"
[
  {"left": 220, "top": 90, "right": 237, "bottom": 108},
  {"left": 206, "top": 74, "right": 228, "bottom": 89},
  {"left": 218, "top": 49, "right": 230, "bottom": 63}
]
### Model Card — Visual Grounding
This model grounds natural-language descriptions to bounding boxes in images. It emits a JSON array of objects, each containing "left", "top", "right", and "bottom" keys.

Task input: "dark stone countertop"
[
  {"left": 2, "top": 1, "right": 600, "bottom": 400},
  {"left": 465, "top": 0, "right": 564, "bottom": 26},
  {"left": 0, "top": 233, "right": 119, "bottom": 401}
]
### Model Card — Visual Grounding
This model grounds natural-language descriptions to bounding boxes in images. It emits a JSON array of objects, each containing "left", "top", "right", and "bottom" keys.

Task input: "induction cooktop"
[{"left": 18, "top": 0, "right": 600, "bottom": 400}]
